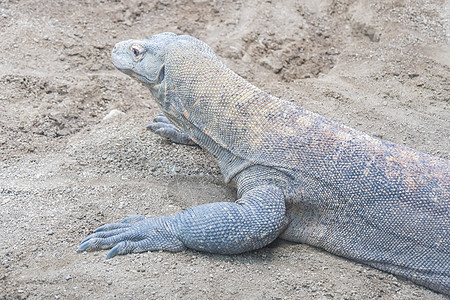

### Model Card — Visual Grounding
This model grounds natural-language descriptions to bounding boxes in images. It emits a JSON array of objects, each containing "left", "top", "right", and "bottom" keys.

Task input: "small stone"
[
  {"left": 66, "top": 275, "right": 72, "bottom": 280},
  {"left": 260, "top": 57, "right": 283, "bottom": 74},
  {"left": 103, "top": 109, "right": 125, "bottom": 121},
  {"left": 223, "top": 45, "right": 243, "bottom": 59}
]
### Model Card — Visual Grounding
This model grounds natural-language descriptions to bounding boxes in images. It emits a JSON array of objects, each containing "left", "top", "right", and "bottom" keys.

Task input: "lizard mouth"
[
  {"left": 112, "top": 64, "right": 147, "bottom": 85},
  {"left": 114, "top": 65, "right": 130, "bottom": 73},
  {"left": 114, "top": 66, "right": 134, "bottom": 77},
  {"left": 111, "top": 58, "right": 133, "bottom": 72}
]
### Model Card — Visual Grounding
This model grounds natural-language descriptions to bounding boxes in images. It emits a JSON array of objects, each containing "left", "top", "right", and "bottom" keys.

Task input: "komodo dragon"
[{"left": 78, "top": 32, "right": 450, "bottom": 295}]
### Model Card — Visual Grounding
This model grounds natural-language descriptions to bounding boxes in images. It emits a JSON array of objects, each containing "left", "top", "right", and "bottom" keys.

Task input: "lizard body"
[{"left": 78, "top": 33, "right": 449, "bottom": 295}]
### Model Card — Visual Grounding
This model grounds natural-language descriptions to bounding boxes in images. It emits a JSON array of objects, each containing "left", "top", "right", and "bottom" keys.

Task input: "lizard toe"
[
  {"left": 146, "top": 122, "right": 178, "bottom": 133},
  {"left": 153, "top": 113, "right": 171, "bottom": 124},
  {"left": 106, "top": 241, "right": 143, "bottom": 259}
]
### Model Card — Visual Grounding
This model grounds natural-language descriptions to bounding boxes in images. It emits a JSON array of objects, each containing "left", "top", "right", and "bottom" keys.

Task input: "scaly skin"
[{"left": 78, "top": 33, "right": 449, "bottom": 295}]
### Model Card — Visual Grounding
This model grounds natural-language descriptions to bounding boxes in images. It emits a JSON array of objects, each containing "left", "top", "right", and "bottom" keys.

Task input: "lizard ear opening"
[{"left": 156, "top": 64, "right": 165, "bottom": 84}]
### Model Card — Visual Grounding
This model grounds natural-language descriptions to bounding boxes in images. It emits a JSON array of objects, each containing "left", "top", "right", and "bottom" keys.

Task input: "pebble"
[
  {"left": 103, "top": 109, "right": 125, "bottom": 121},
  {"left": 260, "top": 57, "right": 283, "bottom": 74}
]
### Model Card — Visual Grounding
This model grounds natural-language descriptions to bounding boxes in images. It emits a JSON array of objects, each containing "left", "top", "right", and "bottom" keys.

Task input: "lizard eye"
[{"left": 130, "top": 44, "right": 144, "bottom": 60}]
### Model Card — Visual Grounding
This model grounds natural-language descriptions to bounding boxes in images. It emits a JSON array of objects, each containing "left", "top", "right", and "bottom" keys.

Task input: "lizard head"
[
  {"left": 111, "top": 33, "right": 224, "bottom": 131},
  {"left": 111, "top": 32, "right": 178, "bottom": 96}
]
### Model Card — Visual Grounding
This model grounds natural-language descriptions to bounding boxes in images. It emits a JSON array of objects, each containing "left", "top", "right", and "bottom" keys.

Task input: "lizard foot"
[
  {"left": 77, "top": 214, "right": 185, "bottom": 259},
  {"left": 78, "top": 185, "right": 286, "bottom": 258},
  {"left": 146, "top": 113, "right": 196, "bottom": 146}
]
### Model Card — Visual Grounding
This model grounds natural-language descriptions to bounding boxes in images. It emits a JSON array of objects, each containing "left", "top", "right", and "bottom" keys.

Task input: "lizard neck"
[
  {"left": 159, "top": 44, "right": 306, "bottom": 181},
  {"left": 161, "top": 53, "right": 286, "bottom": 178}
]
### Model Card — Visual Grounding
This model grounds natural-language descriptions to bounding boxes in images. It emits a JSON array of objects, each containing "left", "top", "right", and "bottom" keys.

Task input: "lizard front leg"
[
  {"left": 146, "top": 113, "right": 197, "bottom": 146},
  {"left": 77, "top": 185, "right": 287, "bottom": 258}
]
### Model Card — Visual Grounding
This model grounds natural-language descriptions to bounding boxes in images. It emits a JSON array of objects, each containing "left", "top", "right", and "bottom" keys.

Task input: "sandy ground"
[{"left": 1, "top": 0, "right": 449, "bottom": 299}]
